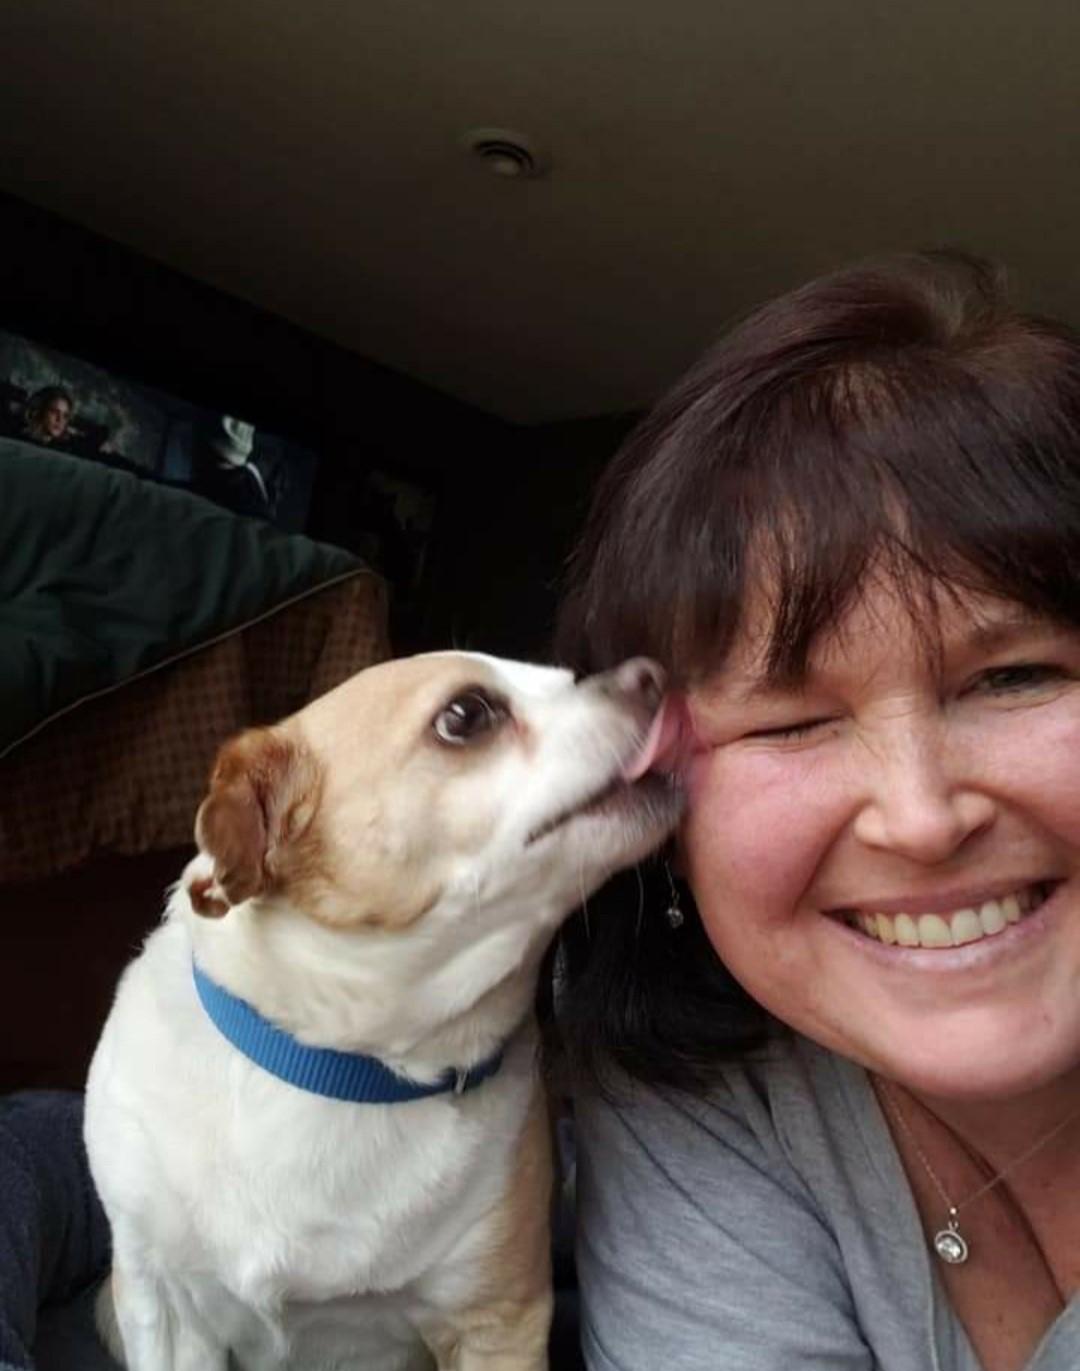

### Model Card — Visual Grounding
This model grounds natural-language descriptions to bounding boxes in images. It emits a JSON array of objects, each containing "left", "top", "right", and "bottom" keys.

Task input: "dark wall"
[
  {"left": 416, "top": 415, "right": 635, "bottom": 660},
  {"left": 0, "top": 193, "right": 632, "bottom": 660}
]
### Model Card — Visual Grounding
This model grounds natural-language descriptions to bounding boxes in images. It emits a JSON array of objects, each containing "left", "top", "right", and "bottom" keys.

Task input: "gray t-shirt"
[{"left": 575, "top": 1033, "right": 1080, "bottom": 1370}]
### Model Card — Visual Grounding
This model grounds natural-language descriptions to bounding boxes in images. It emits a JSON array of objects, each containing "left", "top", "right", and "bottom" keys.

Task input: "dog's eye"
[{"left": 433, "top": 690, "right": 507, "bottom": 745}]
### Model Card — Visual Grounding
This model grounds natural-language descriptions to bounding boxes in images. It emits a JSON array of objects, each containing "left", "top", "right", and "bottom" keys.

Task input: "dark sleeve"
[
  {"left": 0, "top": 1093, "right": 110, "bottom": 1371},
  {"left": 574, "top": 1079, "right": 874, "bottom": 1371}
]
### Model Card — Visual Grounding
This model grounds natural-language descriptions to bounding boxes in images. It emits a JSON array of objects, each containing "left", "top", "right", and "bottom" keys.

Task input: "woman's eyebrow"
[
  {"left": 964, "top": 609, "right": 1050, "bottom": 653},
  {"left": 700, "top": 611, "right": 1057, "bottom": 706},
  {"left": 704, "top": 671, "right": 813, "bottom": 706}
]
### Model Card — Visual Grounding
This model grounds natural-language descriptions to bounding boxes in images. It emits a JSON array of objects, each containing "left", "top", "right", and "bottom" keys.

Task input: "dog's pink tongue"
[{"left": 622, "top": 695, "right": 684, "bottom": 781}]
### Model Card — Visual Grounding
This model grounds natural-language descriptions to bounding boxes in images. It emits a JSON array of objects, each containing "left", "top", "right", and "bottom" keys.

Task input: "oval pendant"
[{"left": 933, "top": 1224, "right": 969, "bottom": 1265}]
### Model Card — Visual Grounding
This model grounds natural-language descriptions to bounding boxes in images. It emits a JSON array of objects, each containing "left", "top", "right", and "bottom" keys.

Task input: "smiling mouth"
[{"left": 834, "top": 881, "right": 1059, "bottom": 949}]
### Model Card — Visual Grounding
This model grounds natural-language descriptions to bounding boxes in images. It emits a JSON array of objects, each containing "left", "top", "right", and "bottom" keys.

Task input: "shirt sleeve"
[{"left": 574, "top": 1072, "right": 875, "bottom": 1371}]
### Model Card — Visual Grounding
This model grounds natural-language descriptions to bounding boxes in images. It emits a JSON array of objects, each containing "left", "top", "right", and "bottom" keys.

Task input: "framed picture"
[
  {"left": 0, "top": 330, "right": 317, "bottom": 532},
  {"left": 0, "top": 328, "right": 444, "bottom": 591}
]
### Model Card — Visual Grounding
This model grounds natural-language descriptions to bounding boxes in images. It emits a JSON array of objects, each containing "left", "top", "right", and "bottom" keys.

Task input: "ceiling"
[{"left": 3, "top": 1, "right": 1079, "bottom": 422}]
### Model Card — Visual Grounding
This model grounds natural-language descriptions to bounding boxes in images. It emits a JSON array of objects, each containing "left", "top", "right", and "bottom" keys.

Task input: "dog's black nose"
[{"left": 598, "top": 657, "right": 666, "bottom": 710}]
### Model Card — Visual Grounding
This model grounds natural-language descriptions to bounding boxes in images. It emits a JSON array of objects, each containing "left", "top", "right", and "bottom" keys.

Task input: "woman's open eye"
[
  {"left": 972, "top": 662, "right": 1069, "bottom": 695},
  {"left": 433, "top": 689, "right": 508, "bottom": 745}
]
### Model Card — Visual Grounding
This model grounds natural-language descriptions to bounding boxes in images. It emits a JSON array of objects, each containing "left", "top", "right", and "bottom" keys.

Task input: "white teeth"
[
  {"left": 917, "top": 914, "right": 952, "bottom": 948},
  {"left": 978, "top": 900, "right": 1007, "bottom": 936},
  {"left": 849, "top": 885, "right": 1045, "bottom": 948},
  {"left": 894, "top": 913, "right": 919, "bottom": 947},
  {"left": 951, "top": 908, "right": 983, "bottom": 945}
]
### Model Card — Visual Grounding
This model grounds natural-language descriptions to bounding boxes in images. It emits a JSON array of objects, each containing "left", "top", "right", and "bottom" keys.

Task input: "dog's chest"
[
  {"left": 87, "top": 918, "right": 542, "bottom": 1370},
  {"left": 89, "top": 933, "right": 531, "bottom": 1307},
  {"left": 178, "top": 1083, "right": 515, "bottom": 1305}
]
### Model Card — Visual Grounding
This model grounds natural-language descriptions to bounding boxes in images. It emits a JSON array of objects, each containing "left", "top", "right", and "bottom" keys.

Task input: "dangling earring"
[{"left": 662, "top": 861, "right": 685, "bottom": 929}]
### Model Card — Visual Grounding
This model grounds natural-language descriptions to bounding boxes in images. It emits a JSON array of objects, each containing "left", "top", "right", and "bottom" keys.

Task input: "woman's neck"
[{"left": 902, "top": 1064, "right": 1080, "bottom": 1176}]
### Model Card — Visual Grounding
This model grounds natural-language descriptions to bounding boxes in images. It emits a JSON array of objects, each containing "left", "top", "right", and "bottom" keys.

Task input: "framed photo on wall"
[
  {"left": 0, "top": 328, "right": 444, "bottom": 597},
  {"left": 0, "top": 329, "right": 318, "bottom": 531}
]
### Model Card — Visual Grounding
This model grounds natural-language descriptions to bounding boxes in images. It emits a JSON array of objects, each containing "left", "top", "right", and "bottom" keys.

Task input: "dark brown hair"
[{"left": 552, "top": 252, "right": 1080, "bottom": 1091}]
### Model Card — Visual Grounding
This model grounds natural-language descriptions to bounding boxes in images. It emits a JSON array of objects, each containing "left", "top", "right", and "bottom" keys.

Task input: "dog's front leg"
[
  {"left": 423, "top": 1291, "right": 552, "bottom": 1371},
  {"left": 105, "top": 1261, "right": 229, "bottom": 1371}
]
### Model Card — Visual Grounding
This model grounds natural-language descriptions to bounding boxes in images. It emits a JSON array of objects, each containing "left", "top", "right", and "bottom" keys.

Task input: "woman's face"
[
  {"left": 682, "top": 578, "right": 1080, "bottom": 1102},
  {"left": 42, "top": 397, "right": 71, "bottom": 439},
  {"left": 30, "top": 396, "right": 71, "bottom": 442}
]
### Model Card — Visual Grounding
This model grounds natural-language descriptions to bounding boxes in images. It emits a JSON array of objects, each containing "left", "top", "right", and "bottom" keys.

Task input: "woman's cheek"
[
  {"left": 963, "top": 698, "right": 1080, "bottom": 831},
  {"left": 681, "top": 744, "right": 836, "bottom": 916}
]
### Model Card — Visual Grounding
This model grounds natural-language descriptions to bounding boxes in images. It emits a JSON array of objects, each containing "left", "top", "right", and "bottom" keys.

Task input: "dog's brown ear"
[{"left": 191, "top": 727, "right": 321, "bottom": 917}]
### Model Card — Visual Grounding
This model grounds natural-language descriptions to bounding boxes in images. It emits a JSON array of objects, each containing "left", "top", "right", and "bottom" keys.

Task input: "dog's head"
[{"left": 189, "top": 651, "right": 682, "bottom": 934}]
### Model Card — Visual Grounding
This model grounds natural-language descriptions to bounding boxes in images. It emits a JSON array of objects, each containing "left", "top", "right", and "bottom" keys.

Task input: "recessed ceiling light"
[{"left": 461, "top": 128, "right": 551, "bottom": 180}]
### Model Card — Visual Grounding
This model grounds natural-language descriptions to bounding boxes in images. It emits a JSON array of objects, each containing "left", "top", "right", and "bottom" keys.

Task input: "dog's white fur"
[{"left": 84, "top": 651, "right": 679, "bottom": 1371}]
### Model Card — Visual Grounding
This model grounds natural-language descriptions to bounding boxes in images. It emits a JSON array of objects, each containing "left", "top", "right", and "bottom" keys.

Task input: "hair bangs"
[{"left": 603, "top": 337, "right": 1080, "bottom": 689}]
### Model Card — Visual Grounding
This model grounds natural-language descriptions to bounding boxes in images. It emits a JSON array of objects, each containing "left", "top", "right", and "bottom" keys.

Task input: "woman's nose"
[{"left": 851, "top": 731, "right": 995, "bottom": 863}]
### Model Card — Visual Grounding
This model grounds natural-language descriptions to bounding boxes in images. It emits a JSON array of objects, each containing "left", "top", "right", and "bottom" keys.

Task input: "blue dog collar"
[{"left": 193, "top": 962, "right": 503, "bottom": 1104}]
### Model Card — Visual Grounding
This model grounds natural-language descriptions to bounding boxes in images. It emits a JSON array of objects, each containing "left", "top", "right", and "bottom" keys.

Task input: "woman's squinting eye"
[
  {"left": 432, "top": 689, "right": 508, "bottom": 745},
  {"left": 743, "top": 716, "right": 836, "bottom": 742}
]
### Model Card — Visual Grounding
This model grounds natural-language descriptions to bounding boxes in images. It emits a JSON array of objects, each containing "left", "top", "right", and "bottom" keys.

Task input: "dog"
[{"left": 84, "top": 650, "right": 681, "bottom": 1371}]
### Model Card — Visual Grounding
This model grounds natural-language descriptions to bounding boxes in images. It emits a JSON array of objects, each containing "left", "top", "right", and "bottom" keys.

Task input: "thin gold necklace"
[{"left": 876, "top": 1079, "right": 1080, "bottom": 1266}]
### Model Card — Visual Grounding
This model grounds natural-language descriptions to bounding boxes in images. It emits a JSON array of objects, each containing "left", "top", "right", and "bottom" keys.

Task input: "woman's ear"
[{"left": 190, "top": 726, "right": 321, "bottom": 917}]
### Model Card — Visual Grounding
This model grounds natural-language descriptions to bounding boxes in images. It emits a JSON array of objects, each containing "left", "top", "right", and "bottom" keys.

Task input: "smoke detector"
[{"left": 462, "top": 128, "right": 551, "bottom": 180}]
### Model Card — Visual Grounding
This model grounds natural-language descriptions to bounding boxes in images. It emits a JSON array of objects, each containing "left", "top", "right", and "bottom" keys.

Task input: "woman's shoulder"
[
  {"left": 575, "top": 1033, "right": 887, "bottom": 1209},
  {"left": 578, "top": 1031, "right": 866, "bottom": 1126},
  {"left": 572, "top": 1038, "right": 935, "bottom": 1371}
]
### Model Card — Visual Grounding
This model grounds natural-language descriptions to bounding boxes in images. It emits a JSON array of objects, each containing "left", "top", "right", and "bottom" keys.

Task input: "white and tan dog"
[{"left": 84, "top": 651, "right": 680, "bottom": 1371}]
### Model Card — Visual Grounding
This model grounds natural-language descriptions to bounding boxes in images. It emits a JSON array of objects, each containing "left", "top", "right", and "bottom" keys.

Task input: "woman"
[
  {"left": 556, "top": 253, "right": 1080, "bottom": 1371},
  {"left": 22, "top": 385, "right": 75, "bottom": 447}
]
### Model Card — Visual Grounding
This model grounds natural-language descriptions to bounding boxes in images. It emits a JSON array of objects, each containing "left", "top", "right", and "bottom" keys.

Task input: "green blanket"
[{"left": 1, "top": 440, "right": 362, "bottom": 756}]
